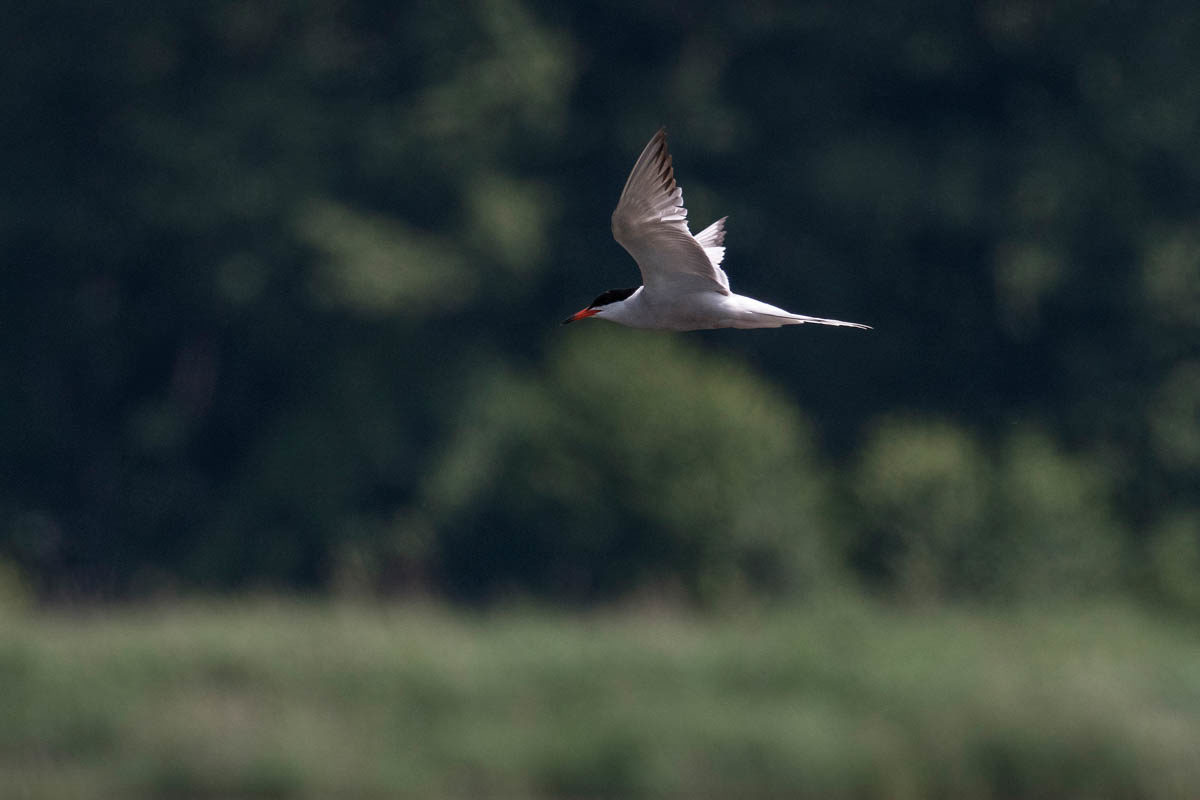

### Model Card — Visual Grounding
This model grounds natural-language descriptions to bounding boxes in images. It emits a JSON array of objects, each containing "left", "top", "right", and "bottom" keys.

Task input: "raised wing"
[
  {"left": 610, "top": 128, "right": 730, "bottom": 295},
  {"left": 694, "top": 216, "right": 728, "bottom": 266}
]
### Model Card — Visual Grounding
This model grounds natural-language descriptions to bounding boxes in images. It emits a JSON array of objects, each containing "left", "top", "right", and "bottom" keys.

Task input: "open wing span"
[{"left": 610, "top": 129, "right": 731, "bottom": 295}]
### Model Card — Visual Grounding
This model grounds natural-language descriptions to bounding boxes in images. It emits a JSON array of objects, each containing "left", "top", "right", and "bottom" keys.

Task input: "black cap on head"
[
  {"left": 562, "top": 287, "right": 638, "bottom": 325},
  {"left": 589, "top": 287, "right": 637, "bottom": 308}
]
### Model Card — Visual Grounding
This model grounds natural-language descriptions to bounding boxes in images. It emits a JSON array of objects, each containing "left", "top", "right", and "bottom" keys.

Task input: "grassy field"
[{"left": 2, "top": 598, "right": 1199, "bottom": 799}]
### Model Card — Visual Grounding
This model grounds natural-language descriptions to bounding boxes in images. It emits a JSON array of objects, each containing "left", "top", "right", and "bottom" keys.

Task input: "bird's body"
[
  {"left": 564, "top": 128, "right": 870, "bottom": 332},
  {"left": 586, "top": 285, "right": 842, "bottom": 331}
]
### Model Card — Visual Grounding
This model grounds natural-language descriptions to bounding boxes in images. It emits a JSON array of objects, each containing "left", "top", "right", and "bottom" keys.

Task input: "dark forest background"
[{"left": 4, "top": 0, "right": 1199, "bottom": 611}]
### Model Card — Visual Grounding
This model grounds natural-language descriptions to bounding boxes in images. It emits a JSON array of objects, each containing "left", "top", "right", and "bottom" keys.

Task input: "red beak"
[{"left": 562, "top": 307, "right": 599, "bottom": 325}]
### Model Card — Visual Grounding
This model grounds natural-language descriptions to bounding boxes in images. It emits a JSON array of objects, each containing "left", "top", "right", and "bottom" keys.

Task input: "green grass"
[{"left": 2, "top": 598, "right": 1199, "bottom": 798}]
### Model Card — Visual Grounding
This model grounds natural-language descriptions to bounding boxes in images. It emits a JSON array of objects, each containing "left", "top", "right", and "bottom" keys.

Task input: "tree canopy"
[{"left": 3, "top": 0, "right": 1198, "bottom": 607}]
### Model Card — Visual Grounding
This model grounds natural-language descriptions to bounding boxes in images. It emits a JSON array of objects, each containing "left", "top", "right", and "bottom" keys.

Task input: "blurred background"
[{"left": 3, "top": 0, "right": 1200, "bottom": 797}]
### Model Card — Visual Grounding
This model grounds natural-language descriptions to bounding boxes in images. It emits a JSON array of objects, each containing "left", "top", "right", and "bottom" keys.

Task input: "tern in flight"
[{"left": 563, "top": 128, "right": 870, "bottom": 331}]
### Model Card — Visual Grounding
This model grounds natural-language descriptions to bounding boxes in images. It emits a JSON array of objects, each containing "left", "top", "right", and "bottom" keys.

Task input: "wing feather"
[
  {"left": 694, "top": 216, "right": 727, "bottom": 249},
  {"left": 611, "top": 129, "right": 730, "bottom": 295},
  {"left": 693, "top": 216, "right": 729, "bottom": 289}
]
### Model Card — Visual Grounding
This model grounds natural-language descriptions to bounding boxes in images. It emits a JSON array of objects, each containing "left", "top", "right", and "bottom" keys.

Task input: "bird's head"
[{"left": 562, "top": 287, "right": 638, "bottom": 324}]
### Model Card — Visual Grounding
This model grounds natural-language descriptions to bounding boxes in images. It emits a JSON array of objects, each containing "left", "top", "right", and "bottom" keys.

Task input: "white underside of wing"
[{"left": 610, "top": 129, "right": 731, "bottom": 296}]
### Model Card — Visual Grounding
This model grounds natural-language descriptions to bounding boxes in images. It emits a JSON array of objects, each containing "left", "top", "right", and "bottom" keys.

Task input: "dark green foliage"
[
  {"left": 2, "top": 0, "right": 1198, "bottom": 604},
  {"left": 422, "top": 329, "right": 834, "bottom": 603}
]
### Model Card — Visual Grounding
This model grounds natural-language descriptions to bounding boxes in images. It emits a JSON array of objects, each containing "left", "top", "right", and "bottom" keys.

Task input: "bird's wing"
[
  {"left": 611, "top": 128, "right": 731, "bottom": 295},
  {"left": 694, "top": 215, "right": 729, "bottom": 269}
]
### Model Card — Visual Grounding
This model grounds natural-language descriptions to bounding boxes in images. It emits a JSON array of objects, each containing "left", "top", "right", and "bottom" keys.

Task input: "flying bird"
[{"left": 564, "top": 128, "right": 871, "bottom": 331}]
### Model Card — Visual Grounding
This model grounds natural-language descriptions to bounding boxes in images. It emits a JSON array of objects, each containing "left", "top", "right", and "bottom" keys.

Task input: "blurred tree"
[
  {"left": 1, "top": 0, "right": 1198, "bottom": 605},
  {"left": 852, "top": 418, "right": 1124, "bottom": 601},
  {"left": 1148, "top": 510, "right": 1200, "bottom": 612},
  {"left": 420, "top": 328, "right": 836, "bottom": 604}
]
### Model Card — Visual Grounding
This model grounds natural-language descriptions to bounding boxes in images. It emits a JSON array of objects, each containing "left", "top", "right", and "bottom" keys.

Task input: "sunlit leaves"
[
  {"left": 298, "top": 200, "right": 477, "bottom": 317},
  {"left": 1149, "top": 510, "right": 1200, "bottom": 611},
  {"left": 1141, "top": 223, "right": 1200, "bottom": 327},
  {"left": 466, "top": 174, "right": 556, "bottom": 276},
  {"left": 855, "top": 418, "right": 1123, "bottom": 600},
  {"left": 1149, "top": 362, "right": 1200, "bottom": 472},
  {"left": 406, "top": 0, "right": 575, "bottom": 144},
  {"left": 992, "top": 240, "right": 1064, "bottom": 336}
]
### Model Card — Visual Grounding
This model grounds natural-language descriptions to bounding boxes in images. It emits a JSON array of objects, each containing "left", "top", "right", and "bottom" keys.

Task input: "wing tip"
[
  {"left": 619, "top": 126, "right": 677, "bottom": 198},
  {"left": 695, "top": 216, "right": 728, "bottom": 248}
]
